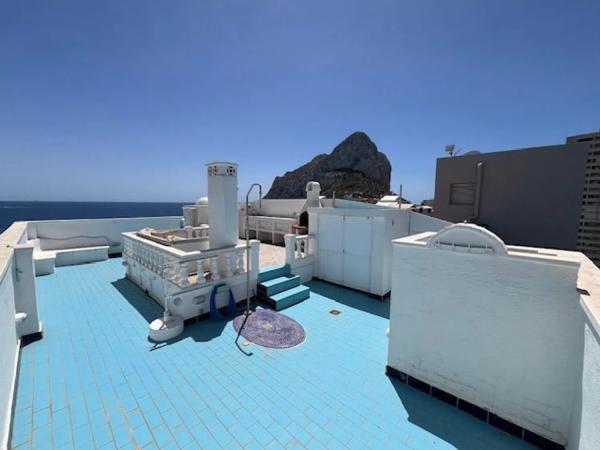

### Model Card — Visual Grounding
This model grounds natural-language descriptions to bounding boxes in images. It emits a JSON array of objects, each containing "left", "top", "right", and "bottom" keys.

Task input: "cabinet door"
[
  {"left": 342, "top": 216, "right": 372, "bottom": 292},
  {"left": 317, "top": 214, "right": 343, "bottom": 283}
]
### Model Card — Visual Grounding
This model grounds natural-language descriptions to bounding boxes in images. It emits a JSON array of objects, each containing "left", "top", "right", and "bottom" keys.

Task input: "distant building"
[
  {"left": 411, "top": 204, "right": 433, "bottom": 215},
  {"left": 433, "top": 131, "right": 600, "bottom": 264},
  {"left": 376, "top": 195, "right": 412, "bottom": 209}
]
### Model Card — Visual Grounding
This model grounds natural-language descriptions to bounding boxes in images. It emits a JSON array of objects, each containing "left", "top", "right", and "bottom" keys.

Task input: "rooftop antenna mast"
[
  {"left": 245, "top": 183, "right": 262, "bottom": 316},
  {"left": 398, "top": 184, "right": 402, "bottom": 207}
]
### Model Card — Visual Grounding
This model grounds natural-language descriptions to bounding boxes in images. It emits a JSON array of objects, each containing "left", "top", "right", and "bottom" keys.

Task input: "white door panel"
[
  {"left": 342, "top": 216, "right": 372, "bottom": 291},
  {"left": 318, "top": 215, "right": 344, "bottom": 252},
  {"left": 343, "top": 217, "right": 372, "bottom": 257},
  {"left": 316, "top": 214, "right": 373, "bottom": 293},
  {"left": 317, "top": 250, "right": 343, "bottom": 283},
  {"left": 343, "top": 256, "right": 370, "bottom": 291}
]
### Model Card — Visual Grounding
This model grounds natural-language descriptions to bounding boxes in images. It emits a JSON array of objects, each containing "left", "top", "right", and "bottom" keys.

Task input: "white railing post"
[
  {"left": 285, "top": 234, "right": 296, "bottom": 265},
  {"left": 179, "top": 263, "right": 189, "bottom": 287},
  {"left": 296, "top": 237, "right": 303, "bottom": 259},
  {"left": 224, "top": 253, "right": 233, "bottom": 278},
  {"left": 236, "top": 249, "right": 245, "bottom": 274},
  {"left": 196, "top": 260, "right": 206, "bottom": 284},
  {"left": 308, "top": 234, "right": 316, "bottom": 257},
  {"left": 210, "top": 257, "right": 220, "bottom": 281}
]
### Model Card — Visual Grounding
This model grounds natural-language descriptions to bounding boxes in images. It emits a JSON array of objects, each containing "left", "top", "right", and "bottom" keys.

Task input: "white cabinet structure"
[{"left": 309, "top": 207, "right": 409, "bottom": 296}]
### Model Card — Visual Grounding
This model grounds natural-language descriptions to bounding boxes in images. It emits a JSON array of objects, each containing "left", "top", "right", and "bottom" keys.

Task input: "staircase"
[{"left": 257, "top": 265, "right": 310, "bottom": 311}]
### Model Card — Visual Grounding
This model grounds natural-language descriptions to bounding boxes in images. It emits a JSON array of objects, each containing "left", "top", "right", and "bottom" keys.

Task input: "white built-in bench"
[{"left": 31, "top": 238, "right": 110, "bottom": 276}]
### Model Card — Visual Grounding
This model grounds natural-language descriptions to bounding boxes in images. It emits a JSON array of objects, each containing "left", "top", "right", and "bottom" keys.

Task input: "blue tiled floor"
[{"left": 11, "top": 259, "right": 533, "bottom": 449}]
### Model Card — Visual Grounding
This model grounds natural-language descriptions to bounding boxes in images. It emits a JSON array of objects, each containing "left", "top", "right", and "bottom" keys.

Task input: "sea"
[{"left": 0, "top": 201, "right": 188, "bottom": 233}]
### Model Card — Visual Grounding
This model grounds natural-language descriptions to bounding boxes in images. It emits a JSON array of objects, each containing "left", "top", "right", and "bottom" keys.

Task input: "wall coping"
[{"left": 0, "top": 222, "right": 28, "bottom": 284}]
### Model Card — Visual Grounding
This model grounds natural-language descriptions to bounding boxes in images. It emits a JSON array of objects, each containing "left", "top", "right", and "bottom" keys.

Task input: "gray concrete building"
[{"left": 433, "top": 131, "right": 600, "bottom": 263}]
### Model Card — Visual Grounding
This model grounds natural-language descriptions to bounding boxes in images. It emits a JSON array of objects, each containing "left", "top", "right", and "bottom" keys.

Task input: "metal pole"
[
  {"left": 398, "top": 184, "right": 402, "bottom": 207},
  {"left": 245, "top": 183, "right": 262, "bottom": 315}
]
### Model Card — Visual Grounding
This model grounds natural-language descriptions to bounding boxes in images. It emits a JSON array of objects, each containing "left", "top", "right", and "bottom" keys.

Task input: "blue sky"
[{"left": 1, "top": 0, "right": 599, "bottom": 203}]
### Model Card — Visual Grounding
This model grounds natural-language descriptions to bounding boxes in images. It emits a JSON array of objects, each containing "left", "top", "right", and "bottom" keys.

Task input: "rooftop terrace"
[{"left": 10, "top": 258, "right": 533, "bottom": 450}]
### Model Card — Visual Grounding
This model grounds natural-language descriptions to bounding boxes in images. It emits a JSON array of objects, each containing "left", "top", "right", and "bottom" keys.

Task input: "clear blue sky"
[{"left": 1, "top": 0, "right": 599, "bottom": 203}]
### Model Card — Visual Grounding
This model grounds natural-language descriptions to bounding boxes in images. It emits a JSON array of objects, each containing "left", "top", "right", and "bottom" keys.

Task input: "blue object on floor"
[
  {"left": 233, "top": 309, "right": 305, "bottom": 348},
  {"left": 209, "top": 282, "right": 237, "bottom": 320}
]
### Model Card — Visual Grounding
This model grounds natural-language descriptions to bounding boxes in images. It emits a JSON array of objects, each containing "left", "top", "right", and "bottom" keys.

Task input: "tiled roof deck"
[{"left": 10, "top": 259, "right": 533, "bottom": 450}]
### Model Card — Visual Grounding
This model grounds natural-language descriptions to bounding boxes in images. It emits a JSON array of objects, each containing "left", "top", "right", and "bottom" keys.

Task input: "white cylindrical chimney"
[{"left": 206, "top": 162, "right": 239, "bottom": 249}]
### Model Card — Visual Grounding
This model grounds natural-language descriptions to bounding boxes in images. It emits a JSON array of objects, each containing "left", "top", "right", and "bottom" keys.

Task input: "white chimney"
[
  {"left": 206, "top": 162, "right": 239, "bottom": 248},
  {"left": 301, "top": 181, "right": 322, "bottom": 213}
]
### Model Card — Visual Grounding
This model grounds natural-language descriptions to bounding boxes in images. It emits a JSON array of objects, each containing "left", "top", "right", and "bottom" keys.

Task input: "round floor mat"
[{"left": 233, "top": 309, "right": 305, "bottom": 349}]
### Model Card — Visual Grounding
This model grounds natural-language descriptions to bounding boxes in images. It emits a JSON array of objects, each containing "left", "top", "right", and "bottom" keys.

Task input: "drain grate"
[{"left": 329, "top": 309, "right": 341, "bottom": 315}]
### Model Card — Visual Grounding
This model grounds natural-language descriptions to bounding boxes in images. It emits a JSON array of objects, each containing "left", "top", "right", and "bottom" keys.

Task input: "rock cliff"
[{"left": 265, "top": 132, "right": 391, "bottom": 200}]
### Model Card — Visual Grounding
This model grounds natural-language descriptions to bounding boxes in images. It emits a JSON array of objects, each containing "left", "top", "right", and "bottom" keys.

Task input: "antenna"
[{"left": 398, "top": 184, "right": 402, "bottom": 207}]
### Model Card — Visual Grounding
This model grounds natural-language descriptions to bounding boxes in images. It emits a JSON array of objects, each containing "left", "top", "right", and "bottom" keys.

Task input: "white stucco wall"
[
  {"left": 0, "top": 259, "right": 17, "bottom": 450},
  {"left": 13, "top": 245, "right": 41, "bottom": 338},
  {"left": 249, "top": 199, "right": 307, "bottom": 218},
  {"left": 27, "top": 216, "right": 182, "bottom": 254},
  {"left": 0, "top": 223, "right": 28, "bottom": 449},
  {"left": 568, "top": 298, "right": 600, "bottom": 450},
  {"left": 388, "top": 237, "right": 583, "bottom": 445},
  {"left": 576, "top": 322, "right": 600, "bottom": 449},
  {"left": 408, "top": 211, "right": 450, "bottom": 234}
]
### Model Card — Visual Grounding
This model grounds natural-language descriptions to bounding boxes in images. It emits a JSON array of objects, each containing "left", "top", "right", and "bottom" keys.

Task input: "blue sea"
[{"left": 0, "top": 201, "right": 188, "bottom": 233}]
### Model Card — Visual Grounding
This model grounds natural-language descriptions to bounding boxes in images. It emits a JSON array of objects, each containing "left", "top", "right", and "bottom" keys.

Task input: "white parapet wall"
[
  {"left": 0, "top": 248, "right": 18, "bottom": 450},
  {"left": 0, "top": 222, "right": 41, "bottom": 449},
  {"left": 26, "top": 216, "right": 182, "bottom": 276},
  {"left": 27, "top": 216, "right": 182, "bottom": 255},
  {"left": 387, "top": 223, "right": 600, "bottom": 447},
  {"left": 246, "top": 198, "right": 307, "bottom": 219},
  {"left": 567, "top": 263, "right": 600, "bottom": 450},
  {"left": 407, "top": 210, "right": 450, "bottom": 235}
]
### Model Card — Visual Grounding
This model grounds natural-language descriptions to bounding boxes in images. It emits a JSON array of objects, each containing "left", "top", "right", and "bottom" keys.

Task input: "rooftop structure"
[
  {"left": 389, "top": 224, "right": 600, "bottom": 449},
  {"left": 432, "top": 133, "right": 600, "bottom": 265}
]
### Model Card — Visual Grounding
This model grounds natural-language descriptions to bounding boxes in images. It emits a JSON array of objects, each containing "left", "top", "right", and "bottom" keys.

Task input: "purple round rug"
[{"left": 233, "top": 309, "right": 305, "bottom": 349}]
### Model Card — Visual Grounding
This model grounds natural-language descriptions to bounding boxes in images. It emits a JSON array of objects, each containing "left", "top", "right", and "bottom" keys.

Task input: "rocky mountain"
[{"left": 265, "top": 132, "right": 391, "bottom": 200}]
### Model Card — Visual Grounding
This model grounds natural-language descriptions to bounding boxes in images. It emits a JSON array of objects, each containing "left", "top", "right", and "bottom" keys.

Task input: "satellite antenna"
[{"left": 445, "top": 144, "right": 456, "bottom": 157}]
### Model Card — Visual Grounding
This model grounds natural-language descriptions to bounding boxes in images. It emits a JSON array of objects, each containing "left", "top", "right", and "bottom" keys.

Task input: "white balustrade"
[
  {"left": 284, "top": 234, "right": 313, "bottom": 264},
  {"left": 285, "top": 234, "right": 312, "bottom": 264},
  {"left": 124, "top": 233, "right": 260, "bottom": 290}
]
